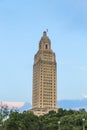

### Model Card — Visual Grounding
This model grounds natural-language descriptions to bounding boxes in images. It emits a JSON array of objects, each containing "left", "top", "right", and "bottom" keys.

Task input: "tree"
[
  {"left": 3, "top": 108, "right": 87, "bottom": 130},
  {"left": 0, "top": 102, "right": 9, "bottom": 126},
  {"left": 4, "top": 111, "right": 40, "bottom": 130}
]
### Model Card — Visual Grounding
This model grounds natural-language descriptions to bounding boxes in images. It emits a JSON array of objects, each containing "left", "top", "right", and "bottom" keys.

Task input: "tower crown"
[{"left": 39, "top": 31, "right": 51, "bottom": 50}]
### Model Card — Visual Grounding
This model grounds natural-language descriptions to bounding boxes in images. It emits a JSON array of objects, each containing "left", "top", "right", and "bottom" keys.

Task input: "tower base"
[{"left": 30, "top": 107, "right": 58, "bottom": 116}]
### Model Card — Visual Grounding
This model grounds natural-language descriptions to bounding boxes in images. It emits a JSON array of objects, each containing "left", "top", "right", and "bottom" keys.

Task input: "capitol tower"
[{"left": 32, "top": 31, "right": 57, "bottom": 115}]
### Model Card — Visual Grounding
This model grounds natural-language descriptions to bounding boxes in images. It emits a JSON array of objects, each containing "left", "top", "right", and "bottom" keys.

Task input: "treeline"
[{"left": 1, "top": 106, "right": 87, "bottom": 130}]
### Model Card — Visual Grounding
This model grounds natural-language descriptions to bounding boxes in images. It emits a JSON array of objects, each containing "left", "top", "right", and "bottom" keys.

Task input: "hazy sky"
[{"left": 0, "top": 0, "right": 87, "bottom": 103}]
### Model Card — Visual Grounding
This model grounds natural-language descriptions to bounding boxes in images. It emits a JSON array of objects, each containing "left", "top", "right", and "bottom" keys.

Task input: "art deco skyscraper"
[{"left": 32, "top": 31, "right": 57, "bottom": 115}]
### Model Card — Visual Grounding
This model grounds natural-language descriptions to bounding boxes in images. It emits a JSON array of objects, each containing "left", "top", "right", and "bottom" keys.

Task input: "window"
[{"left": 46, "top": 44, "right": 48, "bottom": 49}]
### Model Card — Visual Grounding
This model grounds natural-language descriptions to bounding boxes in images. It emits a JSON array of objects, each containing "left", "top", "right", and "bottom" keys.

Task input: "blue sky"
[{"left": 0, "top": 0, "right": 87, "bottom": 102}]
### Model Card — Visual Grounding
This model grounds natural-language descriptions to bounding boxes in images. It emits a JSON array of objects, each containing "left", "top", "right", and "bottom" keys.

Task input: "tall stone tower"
[{"left": 32, "top": 31, "right": 57, "bottom": 115}]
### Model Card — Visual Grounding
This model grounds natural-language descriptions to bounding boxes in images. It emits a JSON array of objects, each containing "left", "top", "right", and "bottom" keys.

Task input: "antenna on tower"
[{"left": 46, "top": 29, "right": 48, "bottom": 33}]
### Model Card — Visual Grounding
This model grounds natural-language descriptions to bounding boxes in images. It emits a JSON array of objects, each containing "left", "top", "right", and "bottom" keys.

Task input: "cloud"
[
  {"left": 0, "top": 102, "right": 24, "bottom": 108},
  {"left": 81, "top": 94, "right": 87, "bottom": 99}
]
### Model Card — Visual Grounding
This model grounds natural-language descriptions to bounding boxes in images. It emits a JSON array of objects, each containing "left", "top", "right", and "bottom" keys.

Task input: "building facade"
[{"left": 32, "top": 31, "right": 57, "bottom": 115}]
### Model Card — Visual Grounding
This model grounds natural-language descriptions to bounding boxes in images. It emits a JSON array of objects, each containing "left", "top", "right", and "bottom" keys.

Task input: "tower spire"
[
  {"left": 43, "top": 31, "right": 47, "bottom": 36},
  {"left": 46, "top": 29, "right": 48, "bottom": 33}
]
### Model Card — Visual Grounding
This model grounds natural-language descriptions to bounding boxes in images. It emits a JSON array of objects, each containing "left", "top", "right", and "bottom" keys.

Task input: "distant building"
[{"left": 32, "top": 31, "right": 57, "bottom": 115}]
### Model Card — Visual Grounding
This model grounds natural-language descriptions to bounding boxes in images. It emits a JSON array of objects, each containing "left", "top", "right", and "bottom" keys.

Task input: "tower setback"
[{"left": 32, "top": 31, "right": 57, "bottom": 115}]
